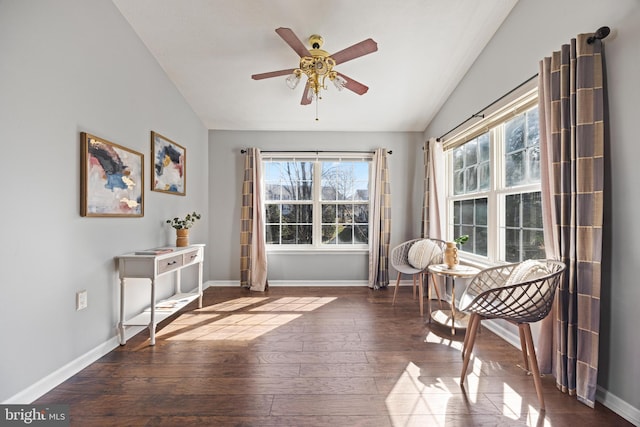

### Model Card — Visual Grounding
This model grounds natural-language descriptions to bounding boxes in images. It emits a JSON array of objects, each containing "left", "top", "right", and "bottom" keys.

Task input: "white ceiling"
[{"left": 112, "top": 0, "right": 518, "bottom": 132}]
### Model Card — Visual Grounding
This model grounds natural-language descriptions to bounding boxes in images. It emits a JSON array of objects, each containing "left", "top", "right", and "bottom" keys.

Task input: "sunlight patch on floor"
[
  {"left": 196, "top": 297, "right": 269, "bottom": 312},
  {"left": 385, "top": 362, "right": 452, "bottom": 425},
  {"left": 498, "top": 383, "right": 549, "bottom": 426},
  {"left": 424, "top": 331, "right": 464, "bottom": 351},
  {"left": 422, "top": 331, "right": 550, "bottom": 427},
  {"left": 251, "top": 296, "right": 337, "bottom": 312},
  {"left": 156, "top": 296, "right": 334, "bottom": 342},
  {"left": 424, "top": 331, "right": 482, "bottom": 404},
  {"left": 171, "top": 312, "right": 220, "bottom": 325}
]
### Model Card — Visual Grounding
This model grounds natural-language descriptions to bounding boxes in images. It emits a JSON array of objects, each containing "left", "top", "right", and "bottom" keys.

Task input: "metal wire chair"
[
  {"left": 458, "top": 259, "right": 566, "bottom": 411},
  {"left": 390, "top": 238, "right": 447, "bottom": 316}
]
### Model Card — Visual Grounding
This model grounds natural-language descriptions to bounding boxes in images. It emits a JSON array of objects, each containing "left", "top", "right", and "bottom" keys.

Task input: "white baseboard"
[
  {"left": 482, "top": 318, "right": 522, "bottom": 348},
  {"left": 597, "top": 386, "right": 640, "bottom": 426},
  {"left": 3, "top": 337, "right": 121, "bottom": 404}
]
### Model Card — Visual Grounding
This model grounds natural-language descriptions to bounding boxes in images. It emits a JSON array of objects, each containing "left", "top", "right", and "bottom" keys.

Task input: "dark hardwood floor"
[{"left": 35, "top": 286, "right": 631, "bottom": 426}]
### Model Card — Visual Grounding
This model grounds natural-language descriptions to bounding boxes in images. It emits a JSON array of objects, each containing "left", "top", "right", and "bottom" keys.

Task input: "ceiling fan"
[{"left": 251, "top": 27, "right": 378, "bottom": 119}]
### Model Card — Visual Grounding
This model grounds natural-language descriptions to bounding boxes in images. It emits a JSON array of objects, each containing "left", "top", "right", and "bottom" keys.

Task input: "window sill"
[
  {"left": 458, "top": 253, "right": 502, "bottom": 271},
  {"left": 266, "top": 247, "right": 369, "bottom": 255}
]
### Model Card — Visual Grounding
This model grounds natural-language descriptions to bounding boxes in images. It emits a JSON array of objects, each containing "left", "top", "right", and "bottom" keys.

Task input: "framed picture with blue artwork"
[
  {"left": 151, "top": 131, "right": 185, "bottom": 196},
  {"left": 80, "top": 132, "right": 144, "bottom": 217}
]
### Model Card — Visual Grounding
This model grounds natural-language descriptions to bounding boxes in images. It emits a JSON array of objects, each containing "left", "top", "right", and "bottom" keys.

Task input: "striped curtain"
[
  {"left": 538, "top": 33, "right": 605, "bottom": 407},
  {"left": 368, "top": 148, "right": 391, "bottom": 289},
  {"left": 421, "top": 137, "right": 446, "bottom": 239},
  {"left": 240, "top": 148, "right": 268, "bottom": 291}
]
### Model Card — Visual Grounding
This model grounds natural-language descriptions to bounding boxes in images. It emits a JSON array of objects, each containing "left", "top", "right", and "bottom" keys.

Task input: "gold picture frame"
[
  {"left": 80, "top": 132, "right": 144, "bottom": 217},
  {"left": 151, "top": 131, "right": 186, "bottom": 196}
]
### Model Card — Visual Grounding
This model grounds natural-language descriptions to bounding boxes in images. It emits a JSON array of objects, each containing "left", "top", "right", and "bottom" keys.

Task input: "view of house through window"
[
  {"left": 448, "top": 99, "right": 544, "bottom": 263},
  {"left": 264, "top": 157, "right": 370, "bottom": 249}
]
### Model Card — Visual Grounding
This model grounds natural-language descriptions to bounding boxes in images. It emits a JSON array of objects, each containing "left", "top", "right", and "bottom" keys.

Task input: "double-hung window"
[
  {"left": 263, "top": 154, "right": 371, "bottom": 250},
  {"left": 446, "top": 89, "right": 545, "bottom": 263}
]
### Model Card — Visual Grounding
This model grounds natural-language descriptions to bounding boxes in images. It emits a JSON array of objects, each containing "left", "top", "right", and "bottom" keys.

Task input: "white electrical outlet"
[{"left": 76, "top": 290, "right": 88, "bottom": 311}]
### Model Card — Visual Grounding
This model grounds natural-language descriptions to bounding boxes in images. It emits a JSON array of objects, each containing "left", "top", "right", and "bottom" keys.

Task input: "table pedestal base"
[{"left": 430, "top": 308, "right": 470, "bottom": 335}]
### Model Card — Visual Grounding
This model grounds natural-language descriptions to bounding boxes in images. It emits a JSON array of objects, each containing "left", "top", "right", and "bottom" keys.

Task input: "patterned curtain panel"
[
  {"left": 240, "top": 148, "right": 268, "bottom": 291},
  {"left": 368, "top": 148, "right": 391, "bottom": 289},
  {"left": 538, "top": 34, "right": 605, "bottom": 408},
  {"left": 421, "top": 137, "right": 445, "bottom": 240}
]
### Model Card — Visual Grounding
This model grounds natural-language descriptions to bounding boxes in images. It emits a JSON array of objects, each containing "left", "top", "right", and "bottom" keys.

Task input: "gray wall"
[
  {"left": 424, "top": 0, "right": 640, "bottom": 415},
  {"left": 209, "top": 130, "right": 425, "bottom": 283},
  {"left": 0, "top": 0, "right": 208, "bottom": 402}
]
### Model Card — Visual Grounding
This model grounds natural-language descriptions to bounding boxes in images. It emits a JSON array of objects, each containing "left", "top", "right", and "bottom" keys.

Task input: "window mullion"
[
  {"left": 491, "top": 126, "right": 503, "bottom": 262},
  {"left": 313, "top": 160, "right": 321, "bottom": 248}
]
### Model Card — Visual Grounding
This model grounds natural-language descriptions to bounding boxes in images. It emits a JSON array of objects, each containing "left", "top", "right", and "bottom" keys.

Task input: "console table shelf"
[
  {"left": 116, "top": 244, "right": 205, "bottom": 345},
  {"left": 123, "top": 291, "right": 200, "bottom": 327}
]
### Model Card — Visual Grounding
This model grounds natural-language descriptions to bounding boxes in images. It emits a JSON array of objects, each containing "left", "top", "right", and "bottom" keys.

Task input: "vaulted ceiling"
[{"left": 113, "top": 0, "right": 518, "bottom": 132}]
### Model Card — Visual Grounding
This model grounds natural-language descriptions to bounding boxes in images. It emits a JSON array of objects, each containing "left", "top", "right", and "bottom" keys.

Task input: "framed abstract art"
[
  {"left": 151, "top": 131, "right": 185, "bottom": 196},
  {"left": 80, "top": 132, "right": 144, "bottom": 217}
]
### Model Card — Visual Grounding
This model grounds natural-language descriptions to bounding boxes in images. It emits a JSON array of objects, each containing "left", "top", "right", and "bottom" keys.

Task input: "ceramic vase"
[
  {"left": 176, "top": 229, "right": 189, "bottom": 247},
  {"left": 444, "top": 241, "right": 459, "bottom": 269}
]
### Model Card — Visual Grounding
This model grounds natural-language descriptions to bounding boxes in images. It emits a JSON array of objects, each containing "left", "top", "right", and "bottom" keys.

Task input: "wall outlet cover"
[{"left": 76, "top": 290, "right": 88, "bottom": 311}]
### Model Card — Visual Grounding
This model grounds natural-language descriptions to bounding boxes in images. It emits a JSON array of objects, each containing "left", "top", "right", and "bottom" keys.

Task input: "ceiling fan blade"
[
  {"left": 331, "top": 38, "right": 378, "bottom": 65},
  {"left": 251, "top": 68, "right": 296, "bottom": 80},
  {"left": 336, "top": 72, "right": 369, "bottom": 95},
  {"left": 300, "top": 80, "right": 312, "bottom": 105},
  {"left": 275, "top": 27, "right": 311, "bottom": 58}
]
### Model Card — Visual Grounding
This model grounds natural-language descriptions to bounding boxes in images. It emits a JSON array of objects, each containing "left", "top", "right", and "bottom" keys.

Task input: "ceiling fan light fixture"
[
  {"left": 332, "top": 74, "right": 347, "bottom": 91},
  {"left": 305, "top": 85, "right": 315, "bottom": 102},
  {"left": 286, "top": 71, "right": 302, "bottom": 89}
]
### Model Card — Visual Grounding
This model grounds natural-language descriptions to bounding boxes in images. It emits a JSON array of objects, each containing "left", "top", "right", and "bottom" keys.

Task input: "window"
[
  {"left": 263, "top": 155, "right": 370, "bottom": 249},
  {"left": 446, "top": 91, "right": 544, "bottom": 264}
]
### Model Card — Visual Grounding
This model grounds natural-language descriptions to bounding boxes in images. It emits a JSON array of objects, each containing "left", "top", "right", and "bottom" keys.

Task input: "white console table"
[{"left": 116, "top": 244, "right": 205, "bottom": 345}]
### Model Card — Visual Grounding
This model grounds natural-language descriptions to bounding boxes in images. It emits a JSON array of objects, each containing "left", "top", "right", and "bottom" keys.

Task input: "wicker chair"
[
  {"left": 458, "top": 259, "right": 566, "bottom": 411},
  {"left": 391, "top": 238, "right": 447, "bottom": 316}
]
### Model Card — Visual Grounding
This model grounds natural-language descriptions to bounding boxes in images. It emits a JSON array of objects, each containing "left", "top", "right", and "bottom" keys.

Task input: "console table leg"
[
  {"left": 118, "top": 277, "right": 126, "bottom": 345},
  {"left": 149, "top": 279, "right": 156, "bottom": 346},
  {"left": 198, "top": 256, "right": 203, "bottom": 308}
]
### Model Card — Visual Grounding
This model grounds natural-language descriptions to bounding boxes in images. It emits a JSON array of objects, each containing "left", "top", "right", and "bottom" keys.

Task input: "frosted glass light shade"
[
  {"left": 286, "top": 72, "right": 301, "bottom": 89},
  {"left": 332, "top": 74, "right": 347, "bottom": 91}
]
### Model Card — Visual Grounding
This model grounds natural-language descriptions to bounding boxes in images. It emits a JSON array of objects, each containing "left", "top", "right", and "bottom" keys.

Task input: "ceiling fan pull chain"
[{"left": 315, "top": 94, "right": 319, "bottom": 121}]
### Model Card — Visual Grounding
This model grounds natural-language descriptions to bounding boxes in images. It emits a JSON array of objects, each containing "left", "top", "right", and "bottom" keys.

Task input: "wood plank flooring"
[{"left": 35, "top": 286, "right": 631, "bottom": 426}]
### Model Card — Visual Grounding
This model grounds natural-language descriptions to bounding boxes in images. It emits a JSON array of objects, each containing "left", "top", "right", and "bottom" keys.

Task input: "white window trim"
[
  {"left": 442, "top": 83, "right": 541, "bottom": 267},
  {"left": 442, "top": 83, "right": 538, "bottom": 150},
  {"left": 262, "top": 152, "right": 373, "bottom": 252}
]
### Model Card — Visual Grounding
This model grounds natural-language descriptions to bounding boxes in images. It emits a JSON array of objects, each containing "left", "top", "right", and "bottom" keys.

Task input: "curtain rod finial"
[{"left": 587, "top": 26, "right": 610, "bottom": 44}]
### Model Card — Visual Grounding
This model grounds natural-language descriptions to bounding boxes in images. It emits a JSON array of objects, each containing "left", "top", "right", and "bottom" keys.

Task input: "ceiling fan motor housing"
[{"left": 308, "top": 34, "right": 323, "bottom": 49}]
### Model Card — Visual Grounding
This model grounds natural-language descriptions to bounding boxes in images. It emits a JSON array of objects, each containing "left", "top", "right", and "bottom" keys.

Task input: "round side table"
[{"left": 427, "top": 264, "right": 480, "bottom": 335}]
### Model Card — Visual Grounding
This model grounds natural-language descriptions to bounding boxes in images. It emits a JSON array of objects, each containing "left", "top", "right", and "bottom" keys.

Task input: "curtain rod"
[
  {"left": 436, "top": 73, "right": 538, "bottom": 142},
  {"left": 241, "top": 149, "right": 392, "bottom": 154},
  {"left": 435, "top": 24, "right": 610, "bottom": 143}
]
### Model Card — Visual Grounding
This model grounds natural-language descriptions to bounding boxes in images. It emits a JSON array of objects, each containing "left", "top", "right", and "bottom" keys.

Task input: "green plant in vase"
[
  {"left": 167, "top": 212, "right": 201, "bottom": 247},
  {"left": 166, "top": 212, "right": 201, "bottom": 229},
  {"left": 453, "top": 234, "right": 469, "bottom": 246}
]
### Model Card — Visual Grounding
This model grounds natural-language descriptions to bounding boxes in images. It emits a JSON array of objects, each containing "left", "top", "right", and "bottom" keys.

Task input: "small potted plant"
[
  {"left": 167, "top": 212, "right": 201, "bottom": 247},
  {"left": 453, "top": 234, "right": 469, "bottom": 246}
]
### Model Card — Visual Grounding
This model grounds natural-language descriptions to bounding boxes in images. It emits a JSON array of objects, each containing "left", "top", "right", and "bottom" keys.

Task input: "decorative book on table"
[{"left": 134, "top": 247, "right": 174, "bottom": 255}]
